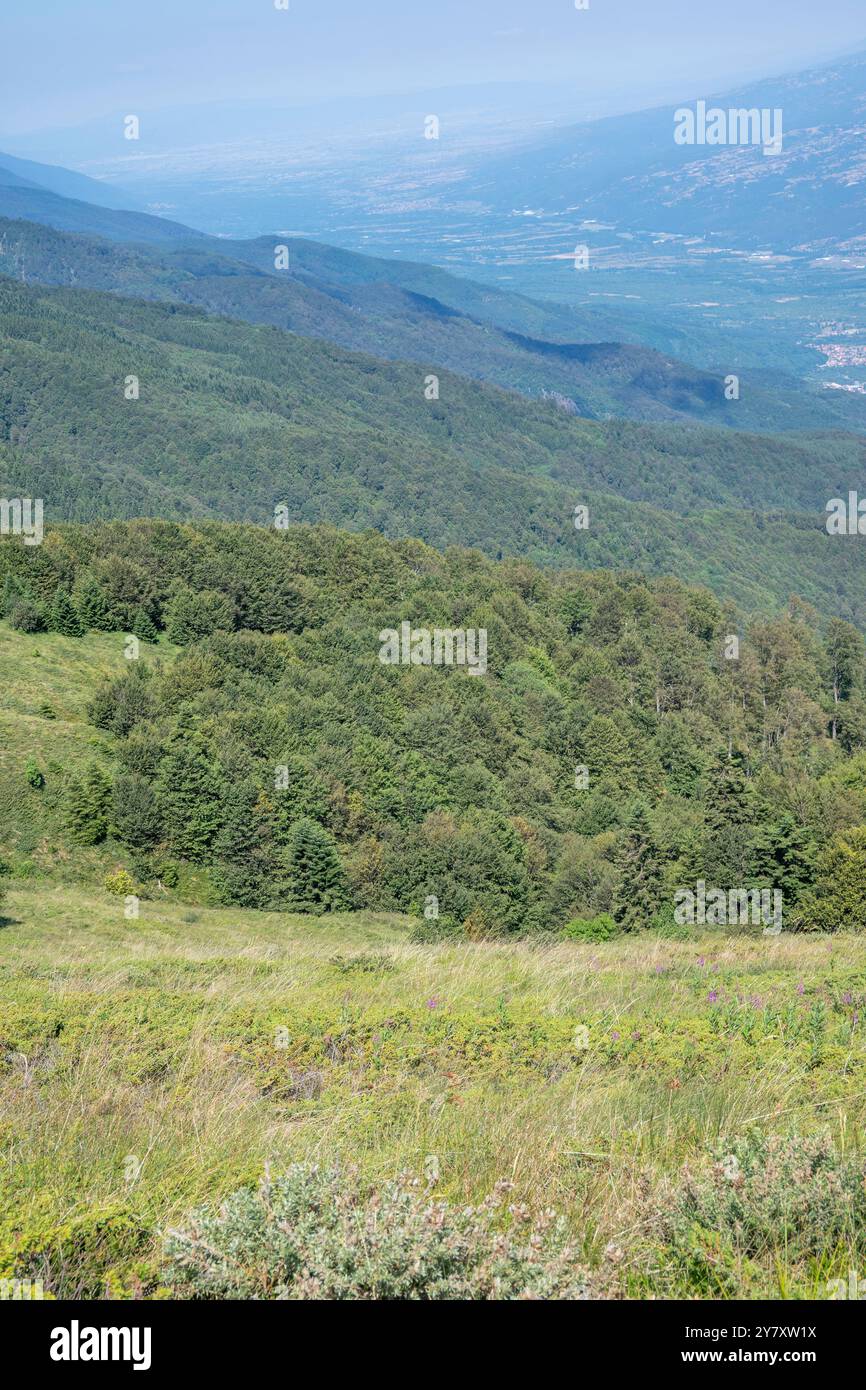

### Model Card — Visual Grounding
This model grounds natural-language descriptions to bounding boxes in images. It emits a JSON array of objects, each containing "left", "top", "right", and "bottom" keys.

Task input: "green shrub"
[
  {"left": 658, "top": 1131, "right": 866, "bottom": 1289},
  {"left": 8, "top": 599, "right": 43, "bottom": 633},
  {"left": 163, "top": 1165, "right": 593, "bottom": 1300},
  {"left": 329, "top": 952, "right": 395, "bottom": 975},
  {"left": 796, "top": 826, "right": 866, "bottom": 932},
  {"left": 104, "top": 867, "right": 138, "bottom": 898},
  {"left": 24, "top": 758, "right": 45, "bottom": 790},
  {"left": 0, "top": 1206, "right": 152, "bottom": 1300},
  {"left": 650, "top": 902, "right": 694, "bottom": 939},
  {"left": 409, "top": 912, "right": 461, "bottom": 943},
  {"left": 155, "top": 860, "right": 180, "bottom": 889},
  {"left": 561, "top": 912, "right": 618, "bottom": 942}
]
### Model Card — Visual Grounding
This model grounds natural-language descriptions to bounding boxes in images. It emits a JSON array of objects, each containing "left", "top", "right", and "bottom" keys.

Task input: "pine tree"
[
  {"left": 132, "top": 607, "right": 159, "bottom": 643},
  {"left": 112, "top": 773, "right": 162, "bottom": 852},
  {"left": 580, "top": 714, "right": 631, "bottom": 787},
  {"left": 75, "top": 574, "right": 114, "bottom": 632},
  {"left": 212, "top": 781, "right": 281, "bottom": 908},
  {"left": 704, "top": 748, "right": 750, "bottom": 828},
  {"left": 612, "top": 801, "right": 664, "bottom": 931},
  {"left": 49, "top": 587, "right": 84, "bottom": 638},
  {"left": 702, "top": 748, "right": 752, "bottom": 882},
  {"left": 749, "top": 814, "right": 817, "bottom": 899},
  {"left": 156, "top": 740, "right": 222, "bottom": 862},
  {"left": 65, "top": 764, "right": 112, "bottom": 845},
  {"left": 1, "top": 573, "right": 21, "bottom": 616},
  {"left": 656, "top": 720, "right": 705, "bottom": 798},
  {"left": 285, "top": 817, "right": 349, "bottom": 913}
]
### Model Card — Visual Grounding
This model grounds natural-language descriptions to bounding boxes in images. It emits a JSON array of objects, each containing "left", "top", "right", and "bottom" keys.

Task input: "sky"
[{"left": 2, "top": 0, "right": 866, "bottom": 139}]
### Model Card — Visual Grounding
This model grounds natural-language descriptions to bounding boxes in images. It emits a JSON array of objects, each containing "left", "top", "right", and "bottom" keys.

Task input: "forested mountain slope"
[
  {"left": 2, "top": 274, "right": 865, "bottom": 623},
  {"left": 2, "top": 520, "right": 864, "bottom": 934},
  {"left": 5, "top": 273, "right": 866, "bottom": 622},
  {"left": 2, "top": 210, "right": 865, "bottom": 434}
]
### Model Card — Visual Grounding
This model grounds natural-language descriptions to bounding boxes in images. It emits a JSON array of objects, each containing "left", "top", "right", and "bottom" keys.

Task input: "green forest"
[{"left": 3, "top": 519, "right": 865, "bottom": 937}]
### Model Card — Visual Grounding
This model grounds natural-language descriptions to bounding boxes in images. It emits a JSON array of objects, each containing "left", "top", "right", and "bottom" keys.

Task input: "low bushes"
[
  {"left": 0, "top": 1205, "right": 154, "bottom": 1300},
  {"left": 163, "top": 1164, "right": 594, "bottom": 1300},
  {"left": 653, "top": 1131, "right": 866, "bottom": 1295}
]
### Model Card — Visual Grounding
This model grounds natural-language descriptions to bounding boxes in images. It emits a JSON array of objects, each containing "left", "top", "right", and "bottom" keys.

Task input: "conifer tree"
[
  {"left": 749, "top": 814, "right": 817, "bottom": 899},
  {"left": 702, "top": 748, "right": 752, "bottom": 882},
  {"left": 65, "top": 764, "right": 112, "bottom": 845},
  {"left": 612, "top": 800, "right": 664, "bottom": 931},
  {"left": 1, "top": 573, "right": 21, "bottom": 616},
  {"left": 285, "top": 817, "right": 349, "bottom": 913},
  {"left": 704, "top": 748, "right": 750, "bottom": 828},
  {"left": 581, "top": 714, "right": 631, "bottom": 787},
  {"left": 211, "top": 781, "right": 281, "bottom": 908},
  {"left": 49, "top": 587, "right": 84, "bottom": 637},
  {"left": 112, "top": 773, "right": 162, "bottom": 852},
  {"left": 156, "top": 740, "right": 222, "bottom": 862},
  {"left": 132, "top": 607, "right": 159, "bottom": 643},
  {"left": 75, "top": 574, "right": 114, "bottom": 632}
]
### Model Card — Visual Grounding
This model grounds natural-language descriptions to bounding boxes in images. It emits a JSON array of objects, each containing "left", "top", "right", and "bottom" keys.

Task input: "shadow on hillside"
[{"left": 0, "top": 915, "right": 20, "bottom": 929}]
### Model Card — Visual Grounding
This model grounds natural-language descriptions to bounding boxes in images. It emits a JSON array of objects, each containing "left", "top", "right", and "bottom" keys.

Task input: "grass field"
[
  {"left": 1, "top": 625, "right": 865, "bottom": 1299},
  {"left": 1, "top": 880, "right": 865, "bottom": 1298}
]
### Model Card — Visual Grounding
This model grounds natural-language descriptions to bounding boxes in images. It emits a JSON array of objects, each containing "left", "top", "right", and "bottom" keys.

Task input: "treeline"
[{"left": 3, "top": 520, "right": 866, "bottom": 934}]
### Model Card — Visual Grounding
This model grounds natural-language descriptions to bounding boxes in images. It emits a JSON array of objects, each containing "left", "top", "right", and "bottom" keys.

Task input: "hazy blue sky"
[{"left": 3, "top": 0, "right": 865, "bottom": 135}]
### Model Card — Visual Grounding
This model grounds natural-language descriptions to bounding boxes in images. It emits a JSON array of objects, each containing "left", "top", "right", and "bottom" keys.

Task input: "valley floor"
[{"left": 1, "top": 882, "right": 864, "bottom": 1298}]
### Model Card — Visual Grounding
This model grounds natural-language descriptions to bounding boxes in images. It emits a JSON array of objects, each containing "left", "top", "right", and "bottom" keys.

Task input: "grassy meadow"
[{"left": 1, "top": 881, "right": 865, "bottom": 1298}]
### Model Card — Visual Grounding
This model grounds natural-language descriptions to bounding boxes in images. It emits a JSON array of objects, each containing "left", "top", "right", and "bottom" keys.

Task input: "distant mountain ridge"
[
  {"left": 0, "top": 150, "right": 142, "bottom": 212},
  {"left": 0, "top": 164, "right": 198, "bottom": 243},
  {"left": 2, "top": 271, "right": 866, "bottom": 626},
  {"left": 1, "top": 197, "right": 865, "bottom": 435},
  {"left": 471, "top": 47, "right": 866, "bottom": 250}
]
